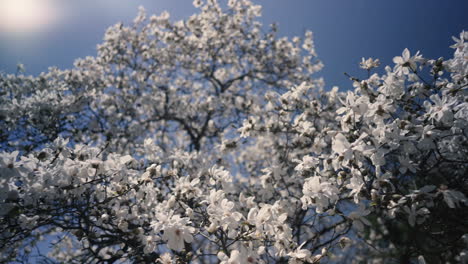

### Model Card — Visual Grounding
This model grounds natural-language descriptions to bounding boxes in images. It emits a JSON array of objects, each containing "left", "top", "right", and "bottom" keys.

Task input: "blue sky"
[{"left": 0, "top": 0, "right": 467, "bottom": 89}]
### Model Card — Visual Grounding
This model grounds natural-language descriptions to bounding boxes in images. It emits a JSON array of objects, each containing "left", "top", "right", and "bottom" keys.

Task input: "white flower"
[
  {"left": 157, "top": 253, "right": 174, "bottom": 264},
  {"left": 205, "top": 189, "right": 243, "bottom": 237},
  {"left": 393, "top": 48, "right": 422, "bottom": 74},
  {"left": 360, "top": 57, "right": 380, "bottom": 70},
  {"left": 294, "top": 155, "right": 318, "bottom": 171},
  {"left": 332, "top": 133, "right": 352, "bottom": 161},
  {"left": 247, "top": 203, "right": 290, "bottom": 243},
  {"left": 192, "top": 0, "right": 203, "bottom": 8},
  {"left": 450, "top": 31, "right": 467, "bottom": 51},
  {"left": 219, "top": 247, "right": 259, "bottom": 264},
  {"left": 424, "top": 94, "right": 456, "bottom": 125},
  {"left": 0, "top": 151, "right": 19, "bottom": 169},
  {"left": 346, "top": 172, "right": 365, "bottom": 203},
  {"left": 174, "top": 177, "right": 201, "bottom": 199},
  {"left": 0, "top": 151, "right": 22, "bottom": 183},
  {"left": 238, "top": 118, "right": 254, "bottom": 138},
  {"left": 301, "top": 176, "right": 339, "bottom": 213},
  {"left": 288, "top": 242, "right": 312, "bottom": 264},
  {"left": 370, "top": 148, "right": 387, "bottom": 167},
  {"left": 366, "top": 94, "right": 396, "bottom": 121},
  {"left": 154, "top": 213, "right": 195, "bottom": 252},
  {"left": 163, "top": 225, "right": 194, "bottom": 251},
  {"left": 208, "top": 166, "right": 232, "bottom": 185}
]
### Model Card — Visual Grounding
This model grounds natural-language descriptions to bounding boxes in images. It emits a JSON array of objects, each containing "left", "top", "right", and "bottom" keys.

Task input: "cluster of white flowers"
[{"left": 0, "top": 1, "right": 467, "bottom": 263}]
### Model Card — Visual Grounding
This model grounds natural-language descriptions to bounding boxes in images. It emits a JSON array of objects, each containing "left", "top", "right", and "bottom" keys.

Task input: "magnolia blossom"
[
  {"left": 160, "top": 216, "right": 195, "bottom": 252},
  {"left": 157, "top": 253, "right": 174, "bottom": 264},
  {"left": 424, "top": 94, "right": 456, "bottom": 125},
  {"left": 0, "top": 0, "right": 467, "bottom": 263},
  {"left": 393, "top": 48, "right": 422, "bottom": 74},
  {"left": 301, "top": 176, "right": 339, "bottom": 213},
  {"left": 294, "top": 155, "right": 319, "bottom": 171},
  {"left": 287, "top": 242, "right": 313, "bottom": 264},
  {"left": 218, "top": 247, "right": 259, "bottom": 264},
  {"left": 346, "top": 172, "right": 365, "bottom": 203},
  {"left": 332, "top": 133, "right": 353, "bottom": 162},
  {"left": 360, "top": 57, "right": 380, "bottom": 70}
]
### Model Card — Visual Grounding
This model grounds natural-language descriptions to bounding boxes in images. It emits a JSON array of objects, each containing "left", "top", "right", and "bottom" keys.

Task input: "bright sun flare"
[{"left": 0, "top": 0, "right": 60, "bottom": 34}]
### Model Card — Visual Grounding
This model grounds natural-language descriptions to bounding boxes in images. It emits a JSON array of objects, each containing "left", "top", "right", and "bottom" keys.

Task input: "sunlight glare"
[{"left": 0, "top": 0, "right": 60, "bottom": 34}]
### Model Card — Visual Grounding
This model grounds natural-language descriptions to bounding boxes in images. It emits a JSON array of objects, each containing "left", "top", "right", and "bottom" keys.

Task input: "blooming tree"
[{"left": 1, "top": 1, "right": 467, "bottom": 263}]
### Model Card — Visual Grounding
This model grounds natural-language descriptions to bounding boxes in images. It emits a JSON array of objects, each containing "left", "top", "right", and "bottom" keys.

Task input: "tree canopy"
[{"left": 1, "top": 1, "right": 467, "bottom": 263}]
